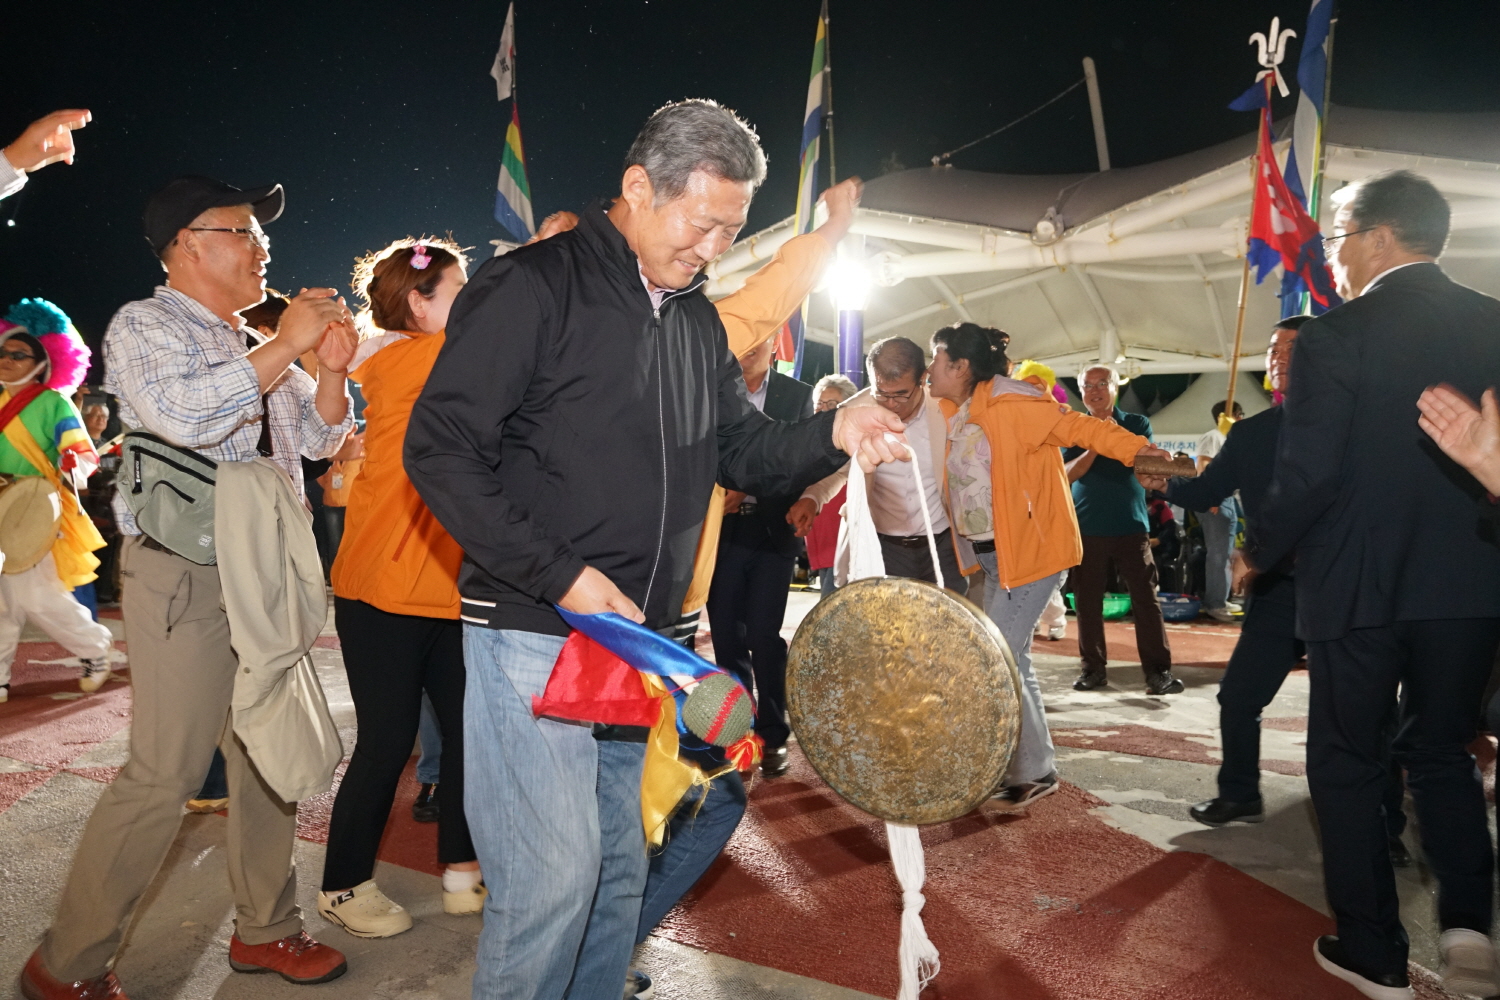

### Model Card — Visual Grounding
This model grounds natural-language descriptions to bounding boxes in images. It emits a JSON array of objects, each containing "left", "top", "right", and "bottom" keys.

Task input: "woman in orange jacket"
[
  {"left": 317, "top": 237, "right": 481, "bottom": 937},
  {"left": 928, "top": 323, "right": 1163, "bottom": 805}
]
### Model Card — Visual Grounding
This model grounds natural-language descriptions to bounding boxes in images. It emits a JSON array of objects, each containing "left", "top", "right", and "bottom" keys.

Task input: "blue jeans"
[
  {"left": 976, "top": 558, "right": 1059, "bottom": 786},
  {"left": 464, "top": 626, "right": 648, "bottom": 1000},
  {"left": 416, "top": 692, "right": 442, "bottom": 785},
  {"left": 635, "top": 770, "right": 747, "bottom": 943},
  {"left": 1199, "top": 496, "right": 1238, "bottom": 611}
]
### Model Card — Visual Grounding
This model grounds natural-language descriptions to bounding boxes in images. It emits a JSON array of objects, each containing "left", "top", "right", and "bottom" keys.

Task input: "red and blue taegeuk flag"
[{"left": 1245, "top": 102, "right": 1342, "bottom": 312}]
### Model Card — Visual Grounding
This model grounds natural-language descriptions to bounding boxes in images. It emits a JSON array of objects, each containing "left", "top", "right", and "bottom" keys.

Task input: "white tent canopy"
[
  {"left": 707, "top": 104, "right": 1500, "bottom": 377},
  {"left": 1147, "top": 372, "right": 1272, "bottom": 456}
]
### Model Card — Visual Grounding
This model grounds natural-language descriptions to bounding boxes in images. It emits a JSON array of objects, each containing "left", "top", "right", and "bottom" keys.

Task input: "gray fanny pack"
[{"left": 120, "top": 431, "right": 218, "bottom": 564}]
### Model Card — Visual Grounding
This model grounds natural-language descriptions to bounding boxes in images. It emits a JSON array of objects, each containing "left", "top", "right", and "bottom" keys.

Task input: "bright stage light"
[{"left": 829, "top": 258, "right": 872, "bottom": 312}]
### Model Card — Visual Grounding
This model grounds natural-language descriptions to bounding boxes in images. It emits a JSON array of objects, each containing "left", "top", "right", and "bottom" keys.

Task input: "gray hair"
[
  {"left": 1081, "top": 365, "right": 1120, "bottom": 391},
  {"left": 813, "top": 374, "right": 858, "bottom": 402},
  {"left": 1336, "top": 169, "right": 1450, "bottom": 257},
  {"left": 625, "top": 99, "right": 767, "bottom": 204}
]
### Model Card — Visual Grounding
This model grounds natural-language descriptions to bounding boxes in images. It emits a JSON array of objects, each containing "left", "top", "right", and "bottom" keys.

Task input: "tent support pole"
[{"left": 1083, "top": 57, "right": 1111, "bottom": 172}]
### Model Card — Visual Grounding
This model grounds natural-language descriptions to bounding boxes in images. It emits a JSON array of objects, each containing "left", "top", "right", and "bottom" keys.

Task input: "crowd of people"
[{"left": 3, "top": 94, "right": 1500, "bottom": 1000}]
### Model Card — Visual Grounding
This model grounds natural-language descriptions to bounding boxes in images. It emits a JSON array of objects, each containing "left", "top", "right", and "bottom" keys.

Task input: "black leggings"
[{"left": 321, "top": 597, "right": 475, "bottom": 890}]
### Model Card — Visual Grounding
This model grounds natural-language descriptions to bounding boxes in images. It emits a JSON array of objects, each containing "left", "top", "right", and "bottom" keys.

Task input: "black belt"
[
  {"left": 728, "top": 502, "right": 760, "bottom": 517},
  {"left": 138, "top": 533, "right": 168, "bottom": 553},
  {"left": 971, "top": 538, "right": 996, "bottom": 554},
  {"left": 880, "top": 529, "right": 949, "bottom": 548}
]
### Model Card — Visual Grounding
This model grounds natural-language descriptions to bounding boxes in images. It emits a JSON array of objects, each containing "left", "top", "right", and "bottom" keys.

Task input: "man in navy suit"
[
  {"left": 1250, "top": 170, "right": 1500, "bottom": 1000},
  {"left": 706, "top": 338, "right": 815, "bottom": 778}
]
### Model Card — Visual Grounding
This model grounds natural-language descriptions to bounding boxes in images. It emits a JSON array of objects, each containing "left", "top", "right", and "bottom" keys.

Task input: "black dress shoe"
[
  {"left": 761, "top": 745, "right": 790, "bottom": 778},
  {"left": 1189, "top": 797, "right": 1265, "bottom": 826},
  {"left": 1389, "top": 836, "right": 1413, "bottom": 868},
  {"left": 1145, "top": 671, "right": 1185, "bottom": 695},
  {"left": 1313, "top": 935, "right": 1413, "bottom": 998},
  {"left": 411, "top": 783, "right": 440, "bottom": 823},
  {"left": 1072, "top": 672, "right": 1108, "bottom": 691}
]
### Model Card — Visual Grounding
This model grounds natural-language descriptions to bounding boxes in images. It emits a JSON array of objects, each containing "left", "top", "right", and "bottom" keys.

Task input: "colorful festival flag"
[
  {"left": 782, "top": 0, "right": 829, "bottom": 378},
  {"left": 491, "top": 3, "right": 535, "bottom": 242},
  {"left": 1285, "top": 0, "right": 1334, "bottom": 209},
  {"left": 1242, "top": 81, "right": 1341, "bottom": 312}
]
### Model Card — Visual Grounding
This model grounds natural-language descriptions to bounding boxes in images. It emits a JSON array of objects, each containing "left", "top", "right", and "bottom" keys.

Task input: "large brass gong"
[{"left": 786, "top": 576, "right": 1023, "bottom": 825}]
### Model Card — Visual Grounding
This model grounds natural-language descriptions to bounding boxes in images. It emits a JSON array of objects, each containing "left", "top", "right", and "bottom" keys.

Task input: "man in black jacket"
[
  {"left": 405, "top": 100, "right": 904, "bottom": 1000},
  {"left": 1249, "top": 170, "right": 1500, "bottom": 1000},
  {"left": 1144, "top": 318, "right": 1409, "bottom": 860},
  {"left": 706, "top": 337, "right": 814, "bottom": 778}
]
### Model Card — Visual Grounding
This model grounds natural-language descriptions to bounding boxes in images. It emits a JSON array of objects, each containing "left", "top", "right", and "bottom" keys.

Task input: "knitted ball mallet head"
[
  {"left": 682, "top": 672, "right": 755, "bottom": 747},
  {"left": 2, "top": 298, "right": 91, "bottom": 395}
]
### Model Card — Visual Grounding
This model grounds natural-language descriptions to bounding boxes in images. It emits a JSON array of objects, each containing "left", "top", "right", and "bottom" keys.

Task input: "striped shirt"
[{"left": 104, "top": 285, "right": 353, "bottom": 534}]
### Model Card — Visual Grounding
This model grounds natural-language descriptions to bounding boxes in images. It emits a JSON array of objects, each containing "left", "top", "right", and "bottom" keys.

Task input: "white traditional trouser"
[{"left": 0, "top": 552, "right": 114, "bottom": 685}]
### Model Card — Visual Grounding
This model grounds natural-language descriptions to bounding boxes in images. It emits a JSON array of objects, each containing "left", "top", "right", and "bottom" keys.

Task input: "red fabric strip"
[{"left": 532, "top": 631, "right": 662, "bottom": 728}]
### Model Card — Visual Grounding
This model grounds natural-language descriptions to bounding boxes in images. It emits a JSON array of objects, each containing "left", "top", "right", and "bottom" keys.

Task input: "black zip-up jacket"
[{"left": 404, "top": 203, "right": 846, "bottom": 637}]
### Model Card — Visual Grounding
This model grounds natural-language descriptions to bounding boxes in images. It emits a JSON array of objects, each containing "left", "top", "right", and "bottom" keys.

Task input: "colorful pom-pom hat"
[{"left": 0, "top": 298, "right": 92, "bottom": 395}]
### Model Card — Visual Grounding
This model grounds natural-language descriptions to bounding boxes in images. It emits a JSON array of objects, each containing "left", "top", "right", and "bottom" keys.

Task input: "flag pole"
[
  {"left": 1223, "top": 75, "right": 1272, "bottom": 425},
  {"left": 824, "top": 2, "right": 836, "bottom": 185}
]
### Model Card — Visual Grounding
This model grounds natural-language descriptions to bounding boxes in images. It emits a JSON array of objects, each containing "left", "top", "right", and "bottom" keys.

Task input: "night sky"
[{"left": 4, "top": 0, "right": 1498, "bottom": 381}]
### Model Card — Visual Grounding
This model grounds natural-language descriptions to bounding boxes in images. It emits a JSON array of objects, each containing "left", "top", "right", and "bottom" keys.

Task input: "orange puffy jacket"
[
  {"left": 330, "top": 331, "right": 463, "bottom": 618},
  {"left": 947, "top": 378, "right": 1150, "bottom": 590}
]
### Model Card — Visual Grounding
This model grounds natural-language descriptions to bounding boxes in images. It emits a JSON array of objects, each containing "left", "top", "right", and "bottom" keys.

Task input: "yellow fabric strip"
[{"left": 639, "top": 673, "right": 702, "bottom": 848}]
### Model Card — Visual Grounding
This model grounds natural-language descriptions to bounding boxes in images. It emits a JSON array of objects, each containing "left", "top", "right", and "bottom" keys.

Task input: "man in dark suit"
[
  {"left": 706, "top": 337, "right": 814, "bottom": 778},
  {"left": 1249, "top": 170, "right": 1500, "bottom": 1000},
  {"left": 1145, "top": 317, "right": 1409, "bottom": 860}
]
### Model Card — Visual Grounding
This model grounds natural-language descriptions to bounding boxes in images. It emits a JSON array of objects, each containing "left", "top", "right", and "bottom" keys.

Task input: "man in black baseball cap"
[
  {"left": 21, "top": 175, "right": 356, "bottom": 1000},
  {"left": 143, "top": 175, "right": 285, "bottom": 256}
]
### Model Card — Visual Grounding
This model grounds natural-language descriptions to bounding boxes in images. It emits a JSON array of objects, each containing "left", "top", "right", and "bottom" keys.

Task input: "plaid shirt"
[{"left": 104, "top": 285, "right": 354, "bottom": 534}]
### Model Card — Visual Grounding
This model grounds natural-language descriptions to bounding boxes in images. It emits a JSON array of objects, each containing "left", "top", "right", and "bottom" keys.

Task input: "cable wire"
[{"left": 931, "top": 78, "right": 1087, "bottom": 166}]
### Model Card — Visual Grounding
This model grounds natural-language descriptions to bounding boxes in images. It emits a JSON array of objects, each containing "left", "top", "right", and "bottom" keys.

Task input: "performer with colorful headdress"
[{"left": 0, "top": 298, "right": 113, "bottom": 701}]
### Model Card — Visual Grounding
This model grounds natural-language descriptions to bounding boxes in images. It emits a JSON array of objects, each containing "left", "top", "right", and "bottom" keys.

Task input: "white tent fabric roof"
[
  {"left": 1146, "top": 372, "right": 1272, "bottom": 456},
  {"left": 707, "top": 104, "right": 1500, "bottom": 377}
]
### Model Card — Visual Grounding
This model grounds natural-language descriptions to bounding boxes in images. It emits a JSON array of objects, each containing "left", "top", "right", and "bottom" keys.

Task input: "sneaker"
[
  {"left": 0, "top": 684, "right": 9, "bottom": 704},
  {"left": 1206, "top": 607, "right": 1241, "bottom": 624},
  {"left": 624, "top": 969, "right": 655, "bottom": 999},
  {"left": 993, "top": 772, "right": 1059, "bottom": 807},
  {"left": 1189, "top": 797, "right": 1265, "bottom": 826},
  {"left": 1072, "top": 672, "right": 1108, "bottom": 691},
  {"left": 19, "top": 949, "right": 130, "bottom": 998},
  {"left": 229, "top": 930, "right": 347, "bottom": 984},
  {"left": 411, "top": 783, "right": 440, "bottom": 823},
  {"left": 185, "top": 797, "right": 229, "bottom": 814},
  {"left": 79, "top": 660, "right": 111, "bottom": 694},
  {"left": 317, "top": 880, "right": 413, "bottom": 939},
  {"left": 1439, "top": 928, "right": 1500, "bottom": 998},
  {"left": 1145, "top": 671, "right": 1185, "bottom": 695},
  {"left": 1312, "top": 935, "right": 1413, "bottom": 1000},
  {"left": 443, "top": 881, "right": 487, "bottom": 915}
]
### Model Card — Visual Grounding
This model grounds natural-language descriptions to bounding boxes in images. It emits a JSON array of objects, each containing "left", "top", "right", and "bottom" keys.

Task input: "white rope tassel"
[
  {"left": 887, "top": 822, "right": 941, "bottom": 999},
  {"left": 836, "top": 433, "right": 944, "bottom": 998}
]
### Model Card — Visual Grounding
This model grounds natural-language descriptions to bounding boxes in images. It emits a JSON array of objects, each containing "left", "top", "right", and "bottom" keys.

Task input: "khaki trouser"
[{"left": 40, "top": 536, "right": 301, "bottom": 981}]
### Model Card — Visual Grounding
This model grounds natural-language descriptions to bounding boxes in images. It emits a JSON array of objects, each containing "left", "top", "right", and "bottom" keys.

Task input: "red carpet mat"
[{"left": 659, "top": 745, "right": 1409, "bottom": 1000}]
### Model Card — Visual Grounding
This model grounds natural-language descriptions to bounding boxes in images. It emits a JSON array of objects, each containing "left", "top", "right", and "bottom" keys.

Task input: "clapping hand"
[{"left": 1417, "top": 384, "right": 1500, "bottom": 495}]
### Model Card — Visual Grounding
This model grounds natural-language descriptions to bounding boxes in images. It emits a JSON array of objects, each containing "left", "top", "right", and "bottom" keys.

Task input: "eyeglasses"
[
  {"left": 186, "top": 227, "right": 270, "bottom": 251},
  {"left": 1321, "top": 227, "right": 1375, "bottom": 251},
  {"left": 873, "top": 388, "right": 916, "bottom": 403},
  {"left": 0, "top": 350, "right": 36, "bottom": 362},
  {"left": 1080, "top": 380, "right": 1114, "bottom": 391}
]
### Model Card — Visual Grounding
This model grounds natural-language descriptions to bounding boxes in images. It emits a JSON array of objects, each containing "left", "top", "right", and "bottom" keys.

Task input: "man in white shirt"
[{"left": 798, "top": 337, "right": 968, "bottom": 596}]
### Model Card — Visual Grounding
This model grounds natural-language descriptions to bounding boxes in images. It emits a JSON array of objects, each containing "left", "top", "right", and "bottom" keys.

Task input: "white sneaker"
[
  {"left": 443, "top": 881, "right": 488, "bottom": 915},
  {"left": 1048, "top": 623, "right": 1067, "bottom": 640},
  {"left": 0, "top": 683, "right": 9, "bottom": 703},
  {"left": 1439, "top": 928, "right": 1499, "bottom": 998},
  {"left": 317, "top": 880, "right": 413, "bottom": 938},
  {"left": 79, "top": 659, "right": 111, "bottom": 693}
]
